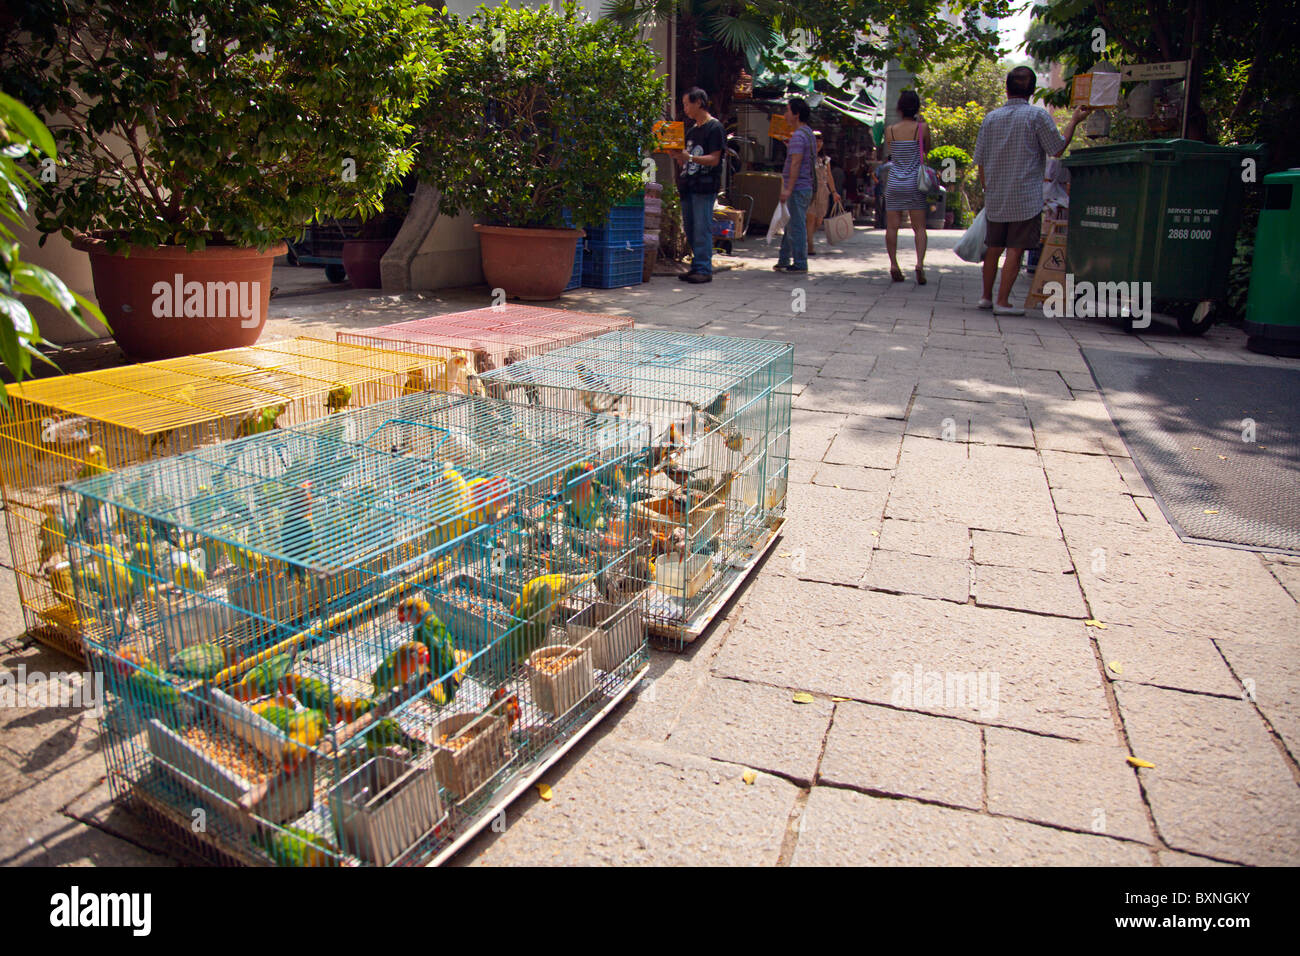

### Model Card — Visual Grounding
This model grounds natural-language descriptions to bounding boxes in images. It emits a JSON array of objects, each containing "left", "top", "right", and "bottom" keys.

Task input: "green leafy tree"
[
  {"left": 607, "top": 1, "right": 1012, "bottom": 118},
  {"left": 0, "top": 92, "right": 104, "bottom": 395},
  {"left": 417, "top": 3, "right": 663, "bottom": 230},
  {"left": 0, "top": 0, "right": 441, "bottom": 252}
]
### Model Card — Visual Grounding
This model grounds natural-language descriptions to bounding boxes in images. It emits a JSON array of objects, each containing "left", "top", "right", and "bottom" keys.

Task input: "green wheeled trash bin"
[
  {"left": 1063, "top": 139, "right": 1264, "bottom": 335},
  {"left": 1244, "top": 169, "right": 1300, "bottom": 357}
]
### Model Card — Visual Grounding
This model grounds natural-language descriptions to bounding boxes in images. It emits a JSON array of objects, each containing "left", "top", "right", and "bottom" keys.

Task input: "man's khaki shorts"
[{"left": 985, "top": 214, "right": 1042, "bottom": 250}]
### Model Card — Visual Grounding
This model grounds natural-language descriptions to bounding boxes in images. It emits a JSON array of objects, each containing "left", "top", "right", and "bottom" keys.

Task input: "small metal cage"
[
  {"left": 63, "top": 391, "right": 651, "bottom": 866},
  {"left": 1, "top": 338, "right": 442, "bottom": 661},
  {"left": 477, "top": 329, "right": 794, "bottom": 644},
  {"left": 335, "top": 305, "right": 634, "bottom": 390}
]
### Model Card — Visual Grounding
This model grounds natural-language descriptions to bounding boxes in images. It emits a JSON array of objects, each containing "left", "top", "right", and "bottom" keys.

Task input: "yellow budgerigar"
[{"left": 37, "top": 504, "right": 66, "bottom": 567}]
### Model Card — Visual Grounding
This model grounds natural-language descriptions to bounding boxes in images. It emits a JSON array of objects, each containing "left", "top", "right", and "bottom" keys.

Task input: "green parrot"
[
  {"left": 325, "top": 383, "right": 352, "bottom": 414},
  {"left": 363, "top": 717, "right": 425, "bottom": 757},
  {"left": 235, "top": 403, "right": 286, "bottom": 438}
]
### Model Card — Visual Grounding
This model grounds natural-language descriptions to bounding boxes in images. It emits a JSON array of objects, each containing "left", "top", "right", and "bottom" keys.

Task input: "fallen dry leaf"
[
  {"left": 1084, "top": 619, "right": 1108, "bottom": 629},
  {"left": 1126, "top": 756, "right": 1155, "bottom": 769},
  {"left": 831, "top": 696, "right": 850, "bottom": 702},
  {"left": 1203, "top": 509, "right": 1219, "bottom": 515},
  {"left": 742, "top": 769, "right": 757, "bottom": 785},
  {"left": 792, "top": 691, "right": 815, "bottom": 704},
  {"left": 1107, "top": 660, "right": 1123, "bottom": 675},
  {"left": 536, "top": 783, "right": 553, "bottom": 801}
]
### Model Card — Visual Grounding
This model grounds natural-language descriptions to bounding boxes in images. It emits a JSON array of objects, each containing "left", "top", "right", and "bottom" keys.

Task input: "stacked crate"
[
  {"left": 477, "top": 329, "right": 794, "bottom": 645},
  {"left": 1, "top": 338, "right": 442, "bottom": 661},
  {"left": 64, "top": 391, "right": 651, "bottom": 866},
  {"left": 335, "top": 305, "right": 634, "bottom": 387},
  {"left": 583, "top": 197, "right": 646, "bottom": 289}
]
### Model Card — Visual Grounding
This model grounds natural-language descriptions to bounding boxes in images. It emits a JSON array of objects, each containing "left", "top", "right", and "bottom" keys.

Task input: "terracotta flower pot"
[
  {"left": 341, "top": 238, "right": 394, "bottom": 289},
  {"left": 72, "top": 237, "right": 285, "bottom": 361},
  {"left": 474, "top": 225, "right": 583, "bottom": 301}
]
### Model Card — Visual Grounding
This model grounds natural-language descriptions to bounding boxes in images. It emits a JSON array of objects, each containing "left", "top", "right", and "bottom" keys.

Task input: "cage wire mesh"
[
  {"left": 476, "top": 329, "right": 794, "bottom": 643},
  {"left": 63, "top": 391, "right": 651, "bottom": 866},
  {"left": 1, "top": 337, "right": 443, "bottom": 661},
  {"left": 335, "top": 305, "right": 634, "bottom": 394}
]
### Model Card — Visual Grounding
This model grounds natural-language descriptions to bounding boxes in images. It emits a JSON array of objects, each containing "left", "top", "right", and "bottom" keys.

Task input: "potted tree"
[
  {"left": 418, "top": 2, "right": 662, "bottom": 300},
  {"left": 341, "top": 181, "right": 412, "bottom": 289},
  {"left": 2, "top": 0, "right": 439, "bottom": 360}
]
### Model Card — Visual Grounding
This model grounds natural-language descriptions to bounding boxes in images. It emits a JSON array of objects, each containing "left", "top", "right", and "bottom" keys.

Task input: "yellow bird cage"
[{"left": 1, "top": 337, "right": 442, "bottom": 662}]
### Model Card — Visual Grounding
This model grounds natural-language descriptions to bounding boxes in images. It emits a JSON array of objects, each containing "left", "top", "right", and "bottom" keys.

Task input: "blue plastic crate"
[
  {"left": 565, "top": 240, "right": 583, "bottom": 291},
  {"left": 581, "top": 240, "right": 643, "bottom": 289},
  {"left": 584, "top": 199, "right": 645, "bottom": 245}
]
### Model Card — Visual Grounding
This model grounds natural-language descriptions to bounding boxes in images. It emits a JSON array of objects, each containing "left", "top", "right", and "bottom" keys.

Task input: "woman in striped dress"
[{"left": 883, "top": 90, "right": 932, "bottom": 284}]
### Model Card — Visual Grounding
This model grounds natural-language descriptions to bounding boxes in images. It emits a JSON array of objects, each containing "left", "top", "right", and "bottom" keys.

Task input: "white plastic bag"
[
  {"left": 765, "top": 201, "right": 790, "bottom": 244},
  {"left": 955, "top": 208, "right": 988, "bottom": 263}
]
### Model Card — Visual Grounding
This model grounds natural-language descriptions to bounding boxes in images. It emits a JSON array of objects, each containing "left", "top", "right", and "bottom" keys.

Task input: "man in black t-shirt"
[{"left": 671, "top": 88, "right": 724, "bottom": 283}]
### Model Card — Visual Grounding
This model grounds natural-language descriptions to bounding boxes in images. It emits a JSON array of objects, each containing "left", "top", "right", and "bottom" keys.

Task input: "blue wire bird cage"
[
  {"left": 477, "top": 330, "right": 794, "bottom": 645},
  {"left": 63, "top": 391, "right": 651, "bottom": 866}
]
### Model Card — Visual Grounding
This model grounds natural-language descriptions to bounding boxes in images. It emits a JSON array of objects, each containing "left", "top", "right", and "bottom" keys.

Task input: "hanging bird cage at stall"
[
  {"left": 476, "top": 329, "right": 794, "bottom": 645},
  {"left": 335, "top": 305, "right": 634, "bottom": 391},
  {"left": 62, "top": 390, "right": 650, "bottom": 866},
  {"left": 0, "top": 338, "right": 443, "bottom": 662}
]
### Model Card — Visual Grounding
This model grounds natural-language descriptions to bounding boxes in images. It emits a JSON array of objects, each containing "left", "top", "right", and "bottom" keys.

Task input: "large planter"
[
  {"left": 341, "top": 238, "right": 394, "bottom": 289},
  {"left": 72, "top": 237, "right": 284, "bottom": 361},
  {"left": 473, "top": 225, "right": 583, "bottom": 301}
]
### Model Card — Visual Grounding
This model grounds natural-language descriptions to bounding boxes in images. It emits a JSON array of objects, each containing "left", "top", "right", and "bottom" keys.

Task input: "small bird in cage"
[
  {"left": 326, "top": 382, "right": 353, "bottom": 413},
  {"left": 490, "top": 686, "right": 521, "bottom": 729},
  {"left": 235, "top": 403, "right": 286, "bottom": 438},
  {"left": 370, "top": 641, "right": 431, "bottom": 696},
  {"left": 37, "top": 504, "right": 67, "bottom": 569},
  {"left": 402, "top": 366, "right": 431, "bottom": 395},
  {"left": 444, "top": 351, "right": 472, "bottom": 395},
  {"left": 502, "top": 348, "right": 541, "bottom": 405},
  {"left": 397, "top": 595, "right": 471, "bottom": 706},
  {"left": 562, "top": 462, "right": 604, "bottom": 530}
]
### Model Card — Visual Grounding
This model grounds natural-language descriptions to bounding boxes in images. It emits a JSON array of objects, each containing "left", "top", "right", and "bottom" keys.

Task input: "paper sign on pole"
[{"left": 1070, "top": 72, "right": 1120, "bottom": 108}]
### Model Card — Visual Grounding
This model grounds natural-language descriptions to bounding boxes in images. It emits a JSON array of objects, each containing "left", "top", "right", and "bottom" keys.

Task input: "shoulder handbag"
[
  {"left": 915, "top": 122, "right": 943, "bottom": 197},
  {"left": 823, "top": 199, "right": 854, "bottom": 244}
]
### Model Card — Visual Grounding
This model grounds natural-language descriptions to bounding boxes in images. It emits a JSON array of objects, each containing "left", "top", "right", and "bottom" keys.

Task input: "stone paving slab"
[
  {"left": 455, "top": 739, "right": 799, "bottom": 866},
  {"left": 666, "top": 677, "right": 833, "bottom": 785},
  {"left": 819, "top": 702, "right": 983, "bottom": 809},
  {"left": 984, "top": 727, "right": 1152, "bottom": 843},
  {"left": 1113, "top": 683, "right": 1300, "bottom": 866},
  {"left": 1095, "top": 624, "right": 1243, "bottom": 698},
  {"left": 791, "top": 786, "right": 1152, "bottom": 866},
  {"left": 714, "top": 574, "right": 1114, "bottom": 743}
]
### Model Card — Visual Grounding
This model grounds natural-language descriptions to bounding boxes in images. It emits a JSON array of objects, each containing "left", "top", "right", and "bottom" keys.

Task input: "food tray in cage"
[
  {"left": 527, "top": 644, "right": 595, "bottom": 718},
  {"left": 425, "top": 573, "right": 521, "bottom": 652},
  {"left": 145, "top": 706, "right": 315, "bottom": 834},
  {"left": 652, "top": 552, "right": 714, "bottom": 602},
  {"left": 432, "top": 709, "right": 510, "bottom": 802},
  {"left": 329, "top": 755, "right": 444, "bottom": 866},
  {"left": 565, "top": 600, "right": 645, "bottom": 672},
  {"left": 632, "top": 495, "right": 725, "bottom": 544}
]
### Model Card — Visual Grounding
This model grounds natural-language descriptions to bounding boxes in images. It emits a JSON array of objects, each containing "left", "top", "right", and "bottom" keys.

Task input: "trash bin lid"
[
  {"left": 1262, "top": 168, "right": 1300, "bottom": 185},
  {"left": 1063, "top": 138, "right": 1265, "bottom": 169}
]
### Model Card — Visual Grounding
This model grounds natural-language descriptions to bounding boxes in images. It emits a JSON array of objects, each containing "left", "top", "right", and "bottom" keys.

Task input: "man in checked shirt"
[{"left": 974, "top": 67, "right": 1091, "bottom": 315}]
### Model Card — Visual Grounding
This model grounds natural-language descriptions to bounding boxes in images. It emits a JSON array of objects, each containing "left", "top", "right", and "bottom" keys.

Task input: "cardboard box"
[
  {"left": 1070, "top": 71, "right": 1120, "bottom": 108},
  {"left": 652, "top": 121, "right": 684, "bottom": 151}
]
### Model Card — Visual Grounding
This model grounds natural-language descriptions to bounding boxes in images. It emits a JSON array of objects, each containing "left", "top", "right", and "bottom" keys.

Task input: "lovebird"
[
  {"left": 397, "top": 596, "right": 470, "bottom": 706},
  {"left": 258, "top": 826, "right": 337, "bottom": 867},
  {"left": 370, "top": 641, "right": 430, "bottom": 696},
  {"left": 325, "top": 383, "right": 352, "bottom": 413},
  {"left": 562, "top": 462, "right": 602, "bottom": 530},
  {"left": 364, "top": 717, "right": 425, "bottom": 756}
]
